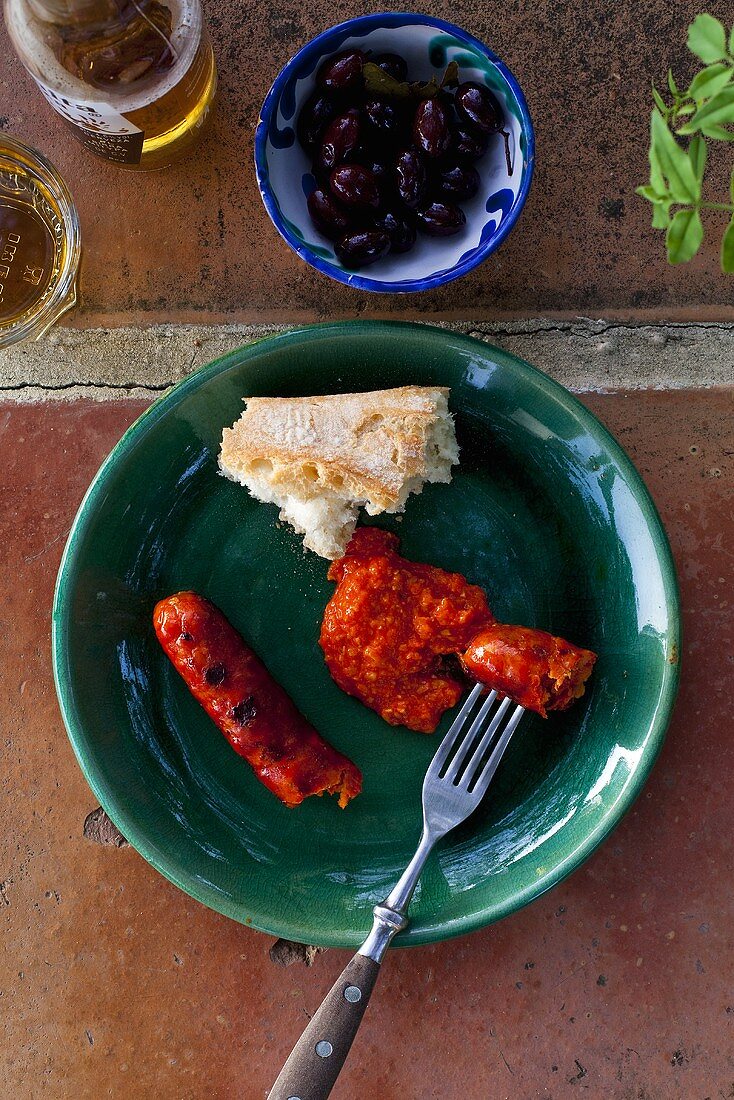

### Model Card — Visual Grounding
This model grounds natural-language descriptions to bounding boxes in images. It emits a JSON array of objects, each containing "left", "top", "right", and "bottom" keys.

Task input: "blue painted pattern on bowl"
[{"left": 255, "top": 13, "right": 535, "bottom": 293}]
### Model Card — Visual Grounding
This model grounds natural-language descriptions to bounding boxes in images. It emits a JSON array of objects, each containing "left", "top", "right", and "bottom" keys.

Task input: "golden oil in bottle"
[
  {"left": 4, "top": 0, "right": 217, "bottom": 169},
  {"left": 121, "top": 20, "right": 217, "bottom": 169}
]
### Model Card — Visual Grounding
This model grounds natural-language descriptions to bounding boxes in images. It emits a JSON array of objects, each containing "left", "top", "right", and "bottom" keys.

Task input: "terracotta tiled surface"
[
  {"left": 1, "top": 393, "right": 732, "bottom": 1099},
  {"left": 2, "top": 1, "right": 734, "bottom": 325}
]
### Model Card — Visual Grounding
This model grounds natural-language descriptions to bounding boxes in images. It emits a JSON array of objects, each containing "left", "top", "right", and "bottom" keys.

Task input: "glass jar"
[
  {"left": 4, "top": 0, "right": 217, "bottom": 169},
  {"left": 0, "top": 134, "right": 80, "bottom": 347}
]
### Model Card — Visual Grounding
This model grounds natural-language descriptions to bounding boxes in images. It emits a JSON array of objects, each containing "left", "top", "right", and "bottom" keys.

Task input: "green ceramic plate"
[{"left": 52, "top": 322, "right": 680, "bottom": 948}]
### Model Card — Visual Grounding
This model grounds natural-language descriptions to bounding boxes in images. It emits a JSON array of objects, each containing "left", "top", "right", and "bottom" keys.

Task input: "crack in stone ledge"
[
  {"left": 1, "top": 320, "right": 732, "bottom": 400},
  {"left": 0, "top": 379, "right": 173, "bottom": 392}
]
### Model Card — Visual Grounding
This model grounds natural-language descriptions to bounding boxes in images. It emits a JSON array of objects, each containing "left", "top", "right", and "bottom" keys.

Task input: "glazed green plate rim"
[{"left": 52, "top": 321, "right": 681, "bottom": 946}]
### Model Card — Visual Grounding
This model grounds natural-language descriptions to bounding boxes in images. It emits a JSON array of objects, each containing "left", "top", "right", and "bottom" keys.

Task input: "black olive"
[
  {"left": 335, "top": 229, "right": 391, "bottom": 268},
  {"left": 455, "top": 82, "right": 503, "bottom": 135},
  {"left": 394, "top": 148, "right": 427, "bottom": 208},
  {"left": 318, "top": 108, "right": 361, "bottom": 172},
  {"left": 330, "top": 164, "right": 381, "bottom": 209},
  {"left": 307, "top": 188, "right": 352, "bottom": 239},
  {"left": 452, "top": 126, "right": 489, "bottom": 160},
  {"left": 356, "top": 148, "right": 390, "bottom": 186},
  {"left": 433, "top": 163, "right": 481, "bottom": 201},
  {"left": 413, "top": 97, "right": 451, "bottom": 159},
  {"left": 363, "top": 97, "right": 401, "bottom": 138},
  {"left": 373, "top": 209, "right": 417, "bottom": 253},
  {"left": 296, "top": 92, "right": 338, "bottom": 153},
  {"left": 416, "top": 201, "right": 467, "bottom": 236},
  {"left": 295, "top": 52, "right": 493, "bottom": 268},
  {"left": 316, "top": 50, "right": 365, "bottom": 92},
  {"left": 373, "top": 52, "right": 408, "bottom": 81}
]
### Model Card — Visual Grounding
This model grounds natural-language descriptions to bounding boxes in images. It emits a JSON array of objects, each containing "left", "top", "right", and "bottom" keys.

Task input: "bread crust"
[
  {"left": 218, "top": 386, "right": 458, "bottom": 558},
  {"left": 219, "top": 385, "right": 453, "bottom": 511}
]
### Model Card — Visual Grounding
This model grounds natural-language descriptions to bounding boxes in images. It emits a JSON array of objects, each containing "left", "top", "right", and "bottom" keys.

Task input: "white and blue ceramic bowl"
[{"left": 255, "top": 12, "right": 535, "bottom": 293}]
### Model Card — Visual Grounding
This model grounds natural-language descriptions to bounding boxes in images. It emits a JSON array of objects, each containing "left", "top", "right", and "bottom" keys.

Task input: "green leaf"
[
  {"left": 651, "top": 108, "right": 699, "bottom": 201},
  {"left": 652, "top": 203, "right": 671, "bottom": 229},
  {"left": 362, "top": 62, "right": 412, "bottom": 98},
  {"left": 687, "top": 62, "right": 733, "bottom": 103},
  {"left": 687, "top": 13, "right": 727, "bottom": 63},
  {"left": 689, "top": 134, "right": 708, "bottom": 181},
  {"left": 721, "top": 216, "right": 734, "bottom": 272},
  {"left": 412, "top": 77, "right": 440, "bottom": 98},
  {"left": 647, "top": 115, "right": 666, "bottom": 192},
  {"left": 678, "top": 85, "right": 734, "bottom": 132},
  {"left": 666, "top": 208, "right": 704, "bottom": 263},
  {"left": 635, "top": 184, "right": 673, "bottom": 230},
  {"left": 364, "top": 60, "right": 461, "bottom": 101},
  {"left": 675, "top": 103, "right": 696, "bottom": 117},
  {"left": 730, "top": 22, "right": 734, "bottom": 56},
  {"left": 699, "top": 122, "right": 734, "bottom": 140},
  {"left": 652, "top": 85, "right": 668, "bottom": 114},
  {"left": 440, "top": 60, "right": 460, "bottom": 88},
  {"left": 668, "top": 68, "right": 679, "bottom": 96},
  {"left": 635, "top": 184, "right": 667, "bottom": 202},
  {"left": 412, "top": 65, "right": 461, "bottom": 99},
  {"left": 635, "top": 182, "right": 673, "bottom": 229}
]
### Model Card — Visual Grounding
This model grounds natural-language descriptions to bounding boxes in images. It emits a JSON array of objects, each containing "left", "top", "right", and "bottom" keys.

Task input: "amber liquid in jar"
[{"left": 0, "top": 139, "right": 79, "bottom": 344}]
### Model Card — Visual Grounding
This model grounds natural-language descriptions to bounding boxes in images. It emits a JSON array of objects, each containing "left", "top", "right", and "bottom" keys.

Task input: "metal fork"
[{"left": 270, "top": 685, "right": 525, "bottom": 1100}]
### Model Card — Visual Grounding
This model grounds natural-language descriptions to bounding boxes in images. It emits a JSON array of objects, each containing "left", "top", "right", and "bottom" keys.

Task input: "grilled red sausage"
[
  {"left": 462, "top": 623, "right": 597, "bottom": 718},
  {"left": 153, "top": 592, "right": 361, "bottom": 808}
]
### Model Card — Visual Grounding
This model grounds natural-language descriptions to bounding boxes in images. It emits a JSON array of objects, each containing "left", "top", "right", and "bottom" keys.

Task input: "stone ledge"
[{"left": 1, "top": 319, "right": 732, "bottom": 400}]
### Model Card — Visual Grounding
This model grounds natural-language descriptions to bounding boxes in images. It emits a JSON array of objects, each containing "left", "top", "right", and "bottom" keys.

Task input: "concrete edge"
[{"left": 1, "top": 319, "right": 733, "bottom": 400}]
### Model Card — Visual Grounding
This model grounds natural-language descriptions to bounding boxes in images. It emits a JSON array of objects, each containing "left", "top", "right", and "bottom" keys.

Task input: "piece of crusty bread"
[{"left": 218, "top": 386, "right": 459, "bottom": 559}]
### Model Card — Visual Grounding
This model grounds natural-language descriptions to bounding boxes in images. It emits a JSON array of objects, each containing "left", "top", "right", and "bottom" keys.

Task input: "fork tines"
[{"left": 429, "top": 684, "right": 525, "bottom": 798}]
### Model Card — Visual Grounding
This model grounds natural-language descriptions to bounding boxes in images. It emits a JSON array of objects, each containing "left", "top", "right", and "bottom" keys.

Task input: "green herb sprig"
[
  {"left": 362, "top": 60, "right": 460, "bottom": 100},
  {"left": 637, "top": 13, "right": 734, "bottom": 272}
]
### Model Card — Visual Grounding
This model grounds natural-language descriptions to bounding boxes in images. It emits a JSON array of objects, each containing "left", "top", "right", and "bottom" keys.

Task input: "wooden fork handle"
[{"left": 269, "top": 952, "right": 380, "bottom": 1099}]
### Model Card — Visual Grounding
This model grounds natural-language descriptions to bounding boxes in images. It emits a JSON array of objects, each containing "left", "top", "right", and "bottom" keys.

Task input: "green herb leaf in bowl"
[{"left": 363, "top": 60, "right": 461, "bottom": 101}]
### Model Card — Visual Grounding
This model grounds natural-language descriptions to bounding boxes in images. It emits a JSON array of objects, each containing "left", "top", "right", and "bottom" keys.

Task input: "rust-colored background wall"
[{"left": 1, "top": 0, "right": 733, "bottom": 325}]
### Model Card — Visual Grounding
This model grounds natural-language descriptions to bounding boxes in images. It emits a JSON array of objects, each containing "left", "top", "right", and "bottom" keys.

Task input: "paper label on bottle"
[{"left": 33, "top": 76, "right": 145, "bottom": 164}]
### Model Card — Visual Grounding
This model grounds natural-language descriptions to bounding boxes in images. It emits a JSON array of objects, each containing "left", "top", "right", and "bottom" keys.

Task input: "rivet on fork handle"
[{"left": 268, "top": 952, "right": 381, "bottom": 1100}]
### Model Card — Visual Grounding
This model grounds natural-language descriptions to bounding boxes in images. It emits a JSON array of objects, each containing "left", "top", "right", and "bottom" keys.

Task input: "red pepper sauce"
[
  {"left": 320, "top": 528, "right": 494, "bottom": 732},
  {"left": 154, "top": 592, "right": 362, "bottom": 808}
]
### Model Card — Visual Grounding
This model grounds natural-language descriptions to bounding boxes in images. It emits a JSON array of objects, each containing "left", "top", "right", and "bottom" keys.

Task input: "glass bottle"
[{"left": 4, "top": 0, "right": 217, "bottom": 169}]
